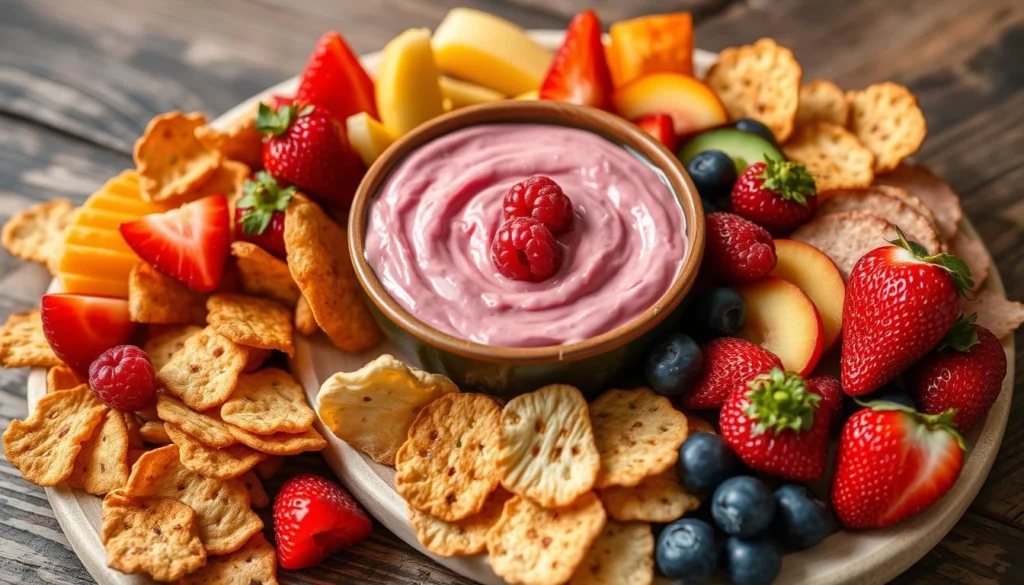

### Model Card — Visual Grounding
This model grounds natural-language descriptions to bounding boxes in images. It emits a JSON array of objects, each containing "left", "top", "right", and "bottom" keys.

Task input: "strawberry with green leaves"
[
  {"left": 235, "top": 171, "right": 294, "bottom": 259},
  {"left": 731, "top": 160, "right": 818, "bottom": 236}
]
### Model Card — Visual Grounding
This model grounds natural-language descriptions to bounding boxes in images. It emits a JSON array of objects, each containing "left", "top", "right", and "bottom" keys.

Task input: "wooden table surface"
[{"left": 1, "top": 0, "right": 1022, "bottom": 583}]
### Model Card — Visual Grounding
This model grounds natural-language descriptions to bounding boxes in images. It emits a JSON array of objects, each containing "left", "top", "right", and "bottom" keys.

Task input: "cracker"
[
  {"left": 124, "top": 413, "right": 145, "bottom": 449},
  {"left": 681, "top": 410, "right": 716, "bottom": 435},
  {"left": 498, "top": 384, "right": 600, "bottom": 507},
  {"left": 590, "top": 388, "right": 689, "bottom": 489},
  {"left": 285, "top": 196, "right": 382, "bottom": 352},
  {"left": 144, "top": 325, "right": 203, "bottom": 372},
  {"left": 791, "top": 210, "right": 897, "bottom": 280},
  {"left": 815, "top": 187, "right": 941, "bottom": 254},
  {"left": 188, "top": 160, "right": 250, "bottom": 203},
  {"left": 0, "top": 309, "right": 62, "bottom": 368},
  {"left": 847, "top": 82, "right": 927, "bottom": 173},
  {"left": 597, "top": 471, "right": 700, "bottom": 523},
  {"left": 254, "top": 456, "right": 284, "bottom": 480},
  {"left": 949, "top": 230, "right": 990, "bottom": 292},
  {"left": 396, "top": 393, "right": 502, "bottom": 521},
  {"left": 242, "top": 346, "right": 272, "bottom": 373},
  {"left": 875, "top": 163, "right": 962, "bottom": 240},
  {"left": 129, "top": 262, "right": 209, "bottom": 325},
  {"left": 123, "top": 445, "right": 263, "bottom": 554},
  {"left": 295, "top": 296, "right": 319, "bottom": 336},
  {"left": 2, "top": 385, "right": 107, "bottom": 486},
  {"left": 47, "top": 365, "right": 84, "bottom": 393},
  {"left": 165, "top": 424, "right": 265, "bottom": 480},
  {"left": 206, "top": 293, "right": 294, "bottom": 356},
  {"left": 705, "top": 39, "right": 801, "bottom": 142},
  {"left": 100, "top": 491, "right": 207, "bottom": 582},
  {"left": 220, "top": 368, "right": 315, "bottom": 435},
  {"left": 156, "top": 395, "right": 237, "bottom": 448},
  {"left": 157, "top": 326, "right": 248, "bottom": 411},
  {"left": 1, "top": 198, "right": 74, "bottom": 272},
  {"left": 783, "top": 122, "right": 874, "bottom": 192},
  {"left": 961, "top": 289, "right": 1024, "bottom": 340},
  {"left": 316, "top": 354, "right": 459, "bottom": 465},
  {"left": 134, "top": 112, "right": 223, "bottom": 202},
  {"left": 486, "top": 493, "right": 607, "bottom": 585},
  {"left": 238, "top": 471, "right": 270, "bottom": 509},
  {"left": 409, "top": 488, "right": 512, "bottom": 557},
  {"left": 127, "top": 448, "right": 146, "bottom": 470},
  {"left": 139, "top": 421, "right": 172, "bottom": 445},
  {"left": 231, "top": 241, "right": 301, "bottom": 307},
  {"left": 68, "top": 408, "right": 130, "bottom": 495},
  {"left": 796, "top": 79, "right": 849, "bottom": 128},
  {"left": 174, "top": 532, "right": 278, "bottom": 585},
  {"left": 226, "top": 425, "right": 327, "bottom": 456},
  {"left": 136, "top": 402, "right": 160, "bottom": 422},
  {"left": 196, "top": 104, "right": 264, "bottom": 168},
  {"left": 569, "top": 521, "right": 654, "bottom": 585}
]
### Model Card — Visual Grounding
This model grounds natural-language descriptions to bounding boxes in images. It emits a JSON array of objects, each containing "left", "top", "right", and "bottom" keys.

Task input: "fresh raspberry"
[
  {"left": 703, "top": 212, "right": 776, "bottom": 283},
  {"left": 503, "top": 176, "right": 574, "bottom": 234},
  {"left": 273, "top": 474, "right": 372, "bottom": 570},
  {"left": 491, "top": 217, "right": 563, "bottom": 282},
  {"left": 731, "top": 160, "right": 818, "bottom": 236},
  {"left": 88, "top": 345, "right": 156, "bottom": 411}
]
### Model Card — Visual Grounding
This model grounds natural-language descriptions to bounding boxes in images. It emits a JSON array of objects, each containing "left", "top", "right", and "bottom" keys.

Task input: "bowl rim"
[{"left": 348, "top": 100, "right": 705, "bottom": 364}]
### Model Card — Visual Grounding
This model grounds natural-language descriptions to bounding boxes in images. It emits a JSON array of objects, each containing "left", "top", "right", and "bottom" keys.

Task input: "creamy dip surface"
[{"left": 364, "top": 123, "right": 687, "bottom": 347}]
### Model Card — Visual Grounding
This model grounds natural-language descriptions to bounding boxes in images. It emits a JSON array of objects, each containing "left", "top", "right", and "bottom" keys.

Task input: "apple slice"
[
  {"left": 41, "top": 294, "right": 136, "bottom": 373},
  {"left": 770, "top": 239, "right": 846, "bottom": 352},
  {"left": 611, "top": 73, "right": 728, "bottom": 135},
  {"left": 735, "top": 276, "right": 824, "bottom": 375}
]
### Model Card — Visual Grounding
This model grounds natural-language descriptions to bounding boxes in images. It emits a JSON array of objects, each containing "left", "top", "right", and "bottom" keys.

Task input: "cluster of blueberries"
[{"left": 685, "top": 118, "right": 779, "bottom": 213}]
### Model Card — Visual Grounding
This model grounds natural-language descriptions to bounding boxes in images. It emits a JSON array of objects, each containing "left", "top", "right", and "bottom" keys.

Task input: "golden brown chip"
[
  {"left": 285, "top": 196, "right": 382, "bottom": 352},
  {"left": 195, "top": 104, "right": 264, "bottom": 169},
  {"left": 47, "top": 365, "right": 84, "bottom": 393},
  {"left": 123, "top": 445, "right": 263, "bottom": 554},
  {"left": 568, "top": 521, "right": 654, "bottom": 585},
  {"left": 705, "top": 39, "right": 802, "bottom": 142},
  {"left": 846, "top": 82, "right": 927, "bottom": 173},
  {"left": 254, "top": 456, "right": 284, "bottom": 480},
  {"left": 316, "top": 354, "right": 460, "bottom": 465},
  {"left": 206, "top": 293, "right": 294, "bottom": 356},
  {"left": 139, "top": 421, "right": 172, "bottom": 445},
  {"left": 410, "top": 487, "right": 512, "bottom": 557},
  {"left": 961, "top": 289, "right": 1024, "bottom": 340},
  {"left": 597, "top": 471, "right": 700, "bottom": 523},
  {"left": 156, "top": 395, "right": 237, "bottom": 448},
  {"left": 225, "top": 425, "right": 327, "bottom": 456},
  {"left": 165, "top": 424, "right": 265, "bottom": 480},
  {"left": 136, "top": 401, "right": 160, "bottom": 422},
  {"left": 127, "top": 448, "right": 146, "bottom": 470},
  {"left": 590, "top": 388, "right": 689, "bottom": 489},
  {"left": 129, "top": 262, "right": 208, "bottom": 325},
  {"left": 498, "top": 384, "right": 600, "bottom": 507},
  {"left": 124, "top": 413, "right": 145, "bottom": 449},
  {"left": 68, "top": 408, "right": 130, "bottom": 495},
  {"left": 783, "top": 122, "right": 874, "bottom": 192},
  {"left": 486, "top": 493, "right": 607, "bottom": 585},
  {"left": 2, "top": 385, "right": 107, "bottom": 486},
  {"left": 157, "top": 326, "right": 248, "bottom": 411},
  {"left": 174, "top": 532, "right": 278, "bottom": 585},
  {"left": 796, "top": 79, "right": 849, "bottom": 128},
  {"left": 681, "top": 410, "right": 716, "bottom": 435},
  {"left": 188, "top": 160, "right": 250, "bottom": 203},
  {"left": 396, "top": 393, "right": 502, "bottom": 521},
  {"left": 241, "top": 346, "right": 273, "bottom": 373},
  {"left": 0, "top": 309, "right": 62, "bottom": 368},
  {"left": 238, "top": 471, "right": 270, "bottom": 509},
  {"left": 101, "top": 491, "right": 207, "bottom": 582},
  {"left": 134, "top": 112, "right": 223, "bottom": 202},
  {"left": 1, "top": 198, "right": 74, "bottom": 272},
  {"left": 220, "top": 368, "right": 315, "bottom": 435},
  {"left": 294, "top": 296, "right": 319, "bottom": 336},
  {"left": 230, "top": 241, "right": 301, "bottom": 307},
  {"left": 144, "top": 325, "right": 203, "bottom": 372}
]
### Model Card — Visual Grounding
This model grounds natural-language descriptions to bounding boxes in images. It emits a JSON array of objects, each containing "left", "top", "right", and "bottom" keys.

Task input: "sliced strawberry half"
[
  {"left": 296, "top": 31, "right": 377, "bottom": 122},
  {"left": 41, "top": 294, "right": 136, "bottom": 373},
  {"left": 633, "top": 114, "right": 678, "bottom": 151},
  {"left": 119, "top": 194, "right": 230, "bottom": 292},
  {"left": 539, "top": 10, "right": 613, "bottom": 110}
]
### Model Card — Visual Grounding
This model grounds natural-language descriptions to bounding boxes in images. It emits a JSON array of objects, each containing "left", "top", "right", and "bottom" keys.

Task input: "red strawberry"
[
  {"left": 681, "top": 337, "right": 782, "bottom": 409},
  {"left": 703, "top": 212, "right": 776, "bottom": 284},
  {"left": 731, "top": 160, "right": 818, "bottom": 236},
  {"left": 831, "top": 402, "right": 964, "bottom": 528},
  {"left": 235, "top": 171, "right": 294, "bottom": 259},
  {"left": 40, "top": 294, "right": 137, "bottom": 373},
  {"left": 720, "top": 369, "right": 832, "bottom": 481},
  {"left": 809, "top": 374, "right": 844, "bottom": 422},
  {"left": 906, "top": 315, "right": 1007, "bottom": 433},
  {"left": 119, "top": 194, "right": 230, "bottom": 292},
  {"left": 633, "top": 114, "right": 678, "bottom": 151},
  {"left": 841, "top": 229, "right": 973, "bottom": 396},
  {"left": 273, "top": 474, "right": 372, "bottom": 570},
  {"left": 268, "top": 94, "right": 295, "bottom": 109},
  {"left": 295, "top": 32, "right": 377, "bottom": 122},
  {"left": 256, "top": 103, "right": 364, "bottom": 209},
  {"left": 539, "top": 10, "right": 613, "bottom": 110}
]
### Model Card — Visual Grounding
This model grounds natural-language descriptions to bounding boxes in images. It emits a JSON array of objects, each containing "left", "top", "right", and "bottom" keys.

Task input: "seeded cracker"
[
  {"left": 165, "top": 424, "right": 265, "bottom": 480},
  {"left": 139, "top": 421, "right": 172, "bottom": 445},
  {"left": 206, "top": 293, "right": 295, "bottom": 356},
  {"left": 174, "top": 532, "right": 278, "bottom": 585},
  {"left": 231, "top": 241, "right": 301, "bottom": 307},
  {"left": 69, "top": 408, "right": 130, "bottom": 495},
  {"left": 226, "top": 425, "right": 327, "bottom": 456},
  {"left": 220, "top": 368, "right": 316, "bottom": 435},
  {"left": 239, "top": 471, "right": 270, "bottom": 509},
  {"left": 796, "top": 80, "right": 849, "bottom": 128},
  {"left": 783, "top": 122, "right": 874, "bottom": 192},
  {"left": 133, "top": 112, "right": 223, "bottom": 202},
  {"left": 1, "top": 198, "right": 74, "bottom": 272},
  {"left": 846, "top": 82, "right": 927, "bottom": 173},
  {"left": 195, "top": 103, "right": 264, "bottom": 169},
  {"left": 0, "top": 309, "right": 62, "bottom": 368},
  {"left": 498, "top": 384, "right": 600, "bottom": 507},
  {"left": 242, "top": 346, "right": 273, "bottom": 372},
  {"left": 129, "top": 262, "right": 209, "bottom": 324},
  {"left": 409, "top": 488, "right": 512, "bottom": 557},
  {"left": 157, "top": 325, "right": 248, "bottom": 411},
  {"left": 569, "top": 521, "right": 654, "bottom": 585},
  {"left": 396, "top": 393, "right": 502, "bottom": 521},
  {"left": 47, "top": 365, "right": 84, "bottom": 393},
  {"left": 101, "top": 491, "right": 207, "bottom": 582},
  {"left": 295, "top": 296, "right": 319, "bottom": 336},
  {"left": 156, "top": 394, "right": 237, "bottom": 448},
  {"left": 124, "top": 413, "right": 144, "bottom": 449},
  {"left": 188, "top": 160, "right": 251, "bottom": 203},
  {"left": 598, "top": 471, "right": 700, "bottom": 523},
  {"left": 144, "top": 325, "right": 203, "bottom": 372}
]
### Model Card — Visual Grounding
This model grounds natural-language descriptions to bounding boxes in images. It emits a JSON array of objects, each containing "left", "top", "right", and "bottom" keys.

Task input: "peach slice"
[
  {"left": 735, "top": 276, "right": 824, "bottom": 376},
  {"left": 611, "top": 73, "right": 728, "bottom": 135},
  {"left": 770, "top": 239, "right": 846, "bottom": 352}
]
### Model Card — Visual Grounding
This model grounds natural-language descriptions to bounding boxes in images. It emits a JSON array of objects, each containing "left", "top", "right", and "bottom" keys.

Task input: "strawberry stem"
[
  {"left": 856, "top": 400, "right": 968, "bottom": 451},
  {"left": 756, "top": 159, "right": 817, "bottom": 206},
  {"left": 887, "top": 226, "right": 975, "bottom": 294},
  {"left": 255, "top": 103, "right": 314, "bottom": 136},
  {"left": 742, "top": 368, "right": 821, "bottom": 435},
  {"left": 238, "top": 171, "right": 295, "bottom": 236},
  {"left": 937, "top": 313, "right": 980, "bottom": 352}
]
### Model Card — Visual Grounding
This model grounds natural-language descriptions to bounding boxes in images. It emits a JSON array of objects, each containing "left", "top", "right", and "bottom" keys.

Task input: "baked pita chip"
[
  {"left": 173, "top": 532, "right": 277, "bottom": 585},
  {"left": 157, "top": 326, "right": 247, "bottom": 411},
  {"left": 294, "top": 296, "right": 319, "bottom": 336},
  {"left": 47, "top": 365, "right": 84, "bottom": 393},
  {"left": 139, "top": 421, "right": 172, "bottom": 445},
  {"left": 409, "top": 487, "right": 512, "bottom": 557},
  {"left": 129, "top": 262, "right": 208, "bottom": 325},
  {"left": 783, "top": 122, "right": 874, "bottom": 192},
  {"left": 220, "top": 368, "right": 315, "bottom": 435},
  {"left": 194, "top": 103, "right": 264, "bottom": 169},
  {"left": 597, "top": 471, "right": 700, "bottom": 523},
  {"left": 133, "top": 112, "right": 222, "bottom": 202},
  {"left": 101, "top": 491, "right": 207, "bottom": 582},
  {"left": 0, "top": 309, "right": 62, "bottom": 368},
  {"left": 238, "top": 470, "right": 270, "bottom": 509},
  {"left": 166, "top": 424, "right": 265, "bottom": 480},
  {"left": 231, "top": 241, "right": 301, "bottom": 307},
  {"left": 225, "top": 425, "right": 327, "bottom": 456},
  {"left": 1, "top": 198, "right": 74, "bottom": 272},
  {"left": 156, "top": 394, "right": 237, "bottom": 448},
  {"left": 206, "top": 293, "right": 294, "bottom": 356},
  {"left": 568, "top": 521, "right": 654, "bottom": 585},
  {"left": 144, "top": 324, "right": 203, "bottom": 372},
  {"left": 68, "top": 408, "right": 130, "bottom": 495}
]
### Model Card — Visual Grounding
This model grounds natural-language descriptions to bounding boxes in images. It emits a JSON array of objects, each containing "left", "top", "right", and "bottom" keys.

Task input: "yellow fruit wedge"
[
  {"left": 376, "top": 28, "right": 446, "bottom": 138},
  {"left": 346, "top": 112, "right": 396, "bottom": 167},
  {"left": 439, "top": 76, "right": 505, "bottom": 109},
  {"left": 515, "top": 90, "right": 539, "bottom": 101},
  {"left": 432, "top": 8, "right": 551, "bottom": 97},
  {"left": 59, "top": 273, "right": 129, "bottom": 298}
]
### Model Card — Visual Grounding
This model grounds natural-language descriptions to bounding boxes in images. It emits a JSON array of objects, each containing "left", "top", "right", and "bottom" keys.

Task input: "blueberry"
[
  {"left": 686, "top": 150, "right": 738, "bottom": 202},
  {"left": 725, "top": 535, "right": 782, "bottom": 585},
  {"left": 677, "top": 433, "right": 741, "bottom": 497},
  {"left": 712, "top": 476, "right": 775, "bottom": 537},
  {"left": 687, "top": 287, "right": 747, "bottom": 338},
  {"left": 656, "top": 518, "right": 719, "bottom": 583},
  {"left": 646, "top": 333, "right": 704, "bottom": 396},
  {"left": 734, "top": 118, "right": 778, "bottom": 145},
  {"left": 772, "top": 484, "right": 836, "bottom": 550},
  {"left": 701, "top": 196, "right": 723, "bottom": 214}
]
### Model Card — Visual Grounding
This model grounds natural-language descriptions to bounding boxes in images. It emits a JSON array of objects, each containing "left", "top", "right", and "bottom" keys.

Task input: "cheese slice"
[
  {"left": 59, "top": 272, "right": 129, "bottom": 298},
  {"left": 439, "top": 76, "right": 505, "bottom": 109}
]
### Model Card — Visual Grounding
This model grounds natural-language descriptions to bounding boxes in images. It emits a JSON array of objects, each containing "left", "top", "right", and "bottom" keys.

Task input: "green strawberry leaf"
[
  {"left": 255, "top": 103, "right": 298, "bottom": 136},
  {"left": 888, "top": 226, "right": 975, "bottom": 294},
  {"left": 742, "top": 368, "right": 821, "bottom": 435},
  {"left": 756, "top": 159, "right": 818, "bottom": 206},
  {"left": 237, "top": 171, "right": 295, "bottom": 236},
  {"left": 938, "top": 313, "right": 980, "bottom": 352}
]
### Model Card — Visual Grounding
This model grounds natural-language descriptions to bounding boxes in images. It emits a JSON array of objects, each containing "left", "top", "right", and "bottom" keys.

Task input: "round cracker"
[
  {"left": 796, "top": 79, "right": 849, "bottom": 128},
  {"left": 133, "top": 111, "right": 222, "bottom": 202},
  {"left": 783, "top": 122, "right": 875, "bottom": 192},
  {"left": 568, "top": 521, "right": 654, "bottom": 585},
  {"left": 597, "top": 471, "right": 701, "bottom": 523},
  {"left": 220, "top": 368, "right": 316, "bottom": 435},
  {"left": 101, "top": 492, "right": 207, "bottom": 582},
  {"left": 409, "top": 487, "right": 512, "bottom": 557},
  {"left": 174, "top": 532, "right": 277, "bottom": 585},
  {"left": 165, "top": 424, "right": 266, "bottom": 480},
  {"left": 846, "top": 82, "right": 927, "bottom": 173}
]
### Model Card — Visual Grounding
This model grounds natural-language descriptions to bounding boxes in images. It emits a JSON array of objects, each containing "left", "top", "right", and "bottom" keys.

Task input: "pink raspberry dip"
[{"left": 364, "top": 123, "right": 687, "bottom": 347}]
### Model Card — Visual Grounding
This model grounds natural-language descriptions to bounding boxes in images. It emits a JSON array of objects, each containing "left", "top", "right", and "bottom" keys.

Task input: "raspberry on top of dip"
[{"left": 365, "top": 123, "right": 687, "bottom": 348}]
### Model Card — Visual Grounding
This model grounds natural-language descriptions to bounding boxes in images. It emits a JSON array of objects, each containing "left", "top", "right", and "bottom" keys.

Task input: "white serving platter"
[{"left": 25, "top": 30, "right": 1014, "bottom": 585}]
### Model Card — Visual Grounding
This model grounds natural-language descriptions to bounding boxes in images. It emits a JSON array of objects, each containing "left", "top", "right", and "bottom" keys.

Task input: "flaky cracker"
[
  {"left": 139, "top": 421, "right": 172, "bottom": 445},
  {"left": 597, "top": 471, "right": 700, "bottom": 523},
  {"left": 124, "top": 413, "right": 145, "bottom": 449},
  {"left": 123, "top": 445, "right": 263, "bottom": 554},
  {"left": 316, "top": 354, "right": 459, "bottom": 465},
  {"left": 961, "top": 289, "right": 1024, "bottom": 340},
  {"left": 195, "top": 105, "right": 263, "bottom": 169},
  {"left": 101, "top": 491, "right": 207, "bottom": 582},
  {"left": 486, "top": 493, "right": 607, "bottom": 585},
  {"left": 230, "top": 241, "right": 301, "bottom": 307},
  {"left": 220, "top": 368, "right": 315, "bottom": 435},
  {"left": 127, "top": 448, "right": 146, "bottom": 470},
  {"left": 156, "top": 395, "right": 237, "bottom": 448},
  {"left": 174, "top": 532, "right": 278, "bottom": 585},
  {"left": 396, "top": 393, "right": 502, "bottom": 521},
  {"left": 238, "top": 471, "right": 270, "bottom": 509},
  {"left": 783, "top": 122, "right": 874, "bottom": 192},
  {"left": 241, "top": 346, "right": 272, "bottom": 373},
  {"left": 188, "top": 160, "right": 250, "bottom": 202},
  {"left": 705, "top": 39, "right": 801, "bottom": 142},
  {"left": 165, "top": 424, "right": 265, "bottom": 480},
  {"left": 1, "top": 198, "right": 74, "bottom": 272},
  {"left": 145, "top": 325, "right": 203, "bottom": 372},
  {"left": 134, "top": 112, "right": 223, "bottom": 202},
  {"left": 47, "top": 365, "right": 84, "bottom": 393},
  {"left": 206, "top": 293, "right": 294, "bottom": 356},
  {"left": 136, "top": 402, "right": 160, "bottom": 422},
  {"left": 847, "top": 82, "right": 927, "bottom": 173},
  {"left": 158, "top": 326, "right": 248, "bottom": 411},
  {"left": 949, "top": 230, "right": 990, "bottom": 292},
  {"left": 294, "top": 296, "right": 319, "bottom": 335},
  {"left": 499, "top": 384, "right": 600, "bottom": 507},
  {"left": 254, "top": 456, "right": 284, "bottom": 480},
  {"left": 225, "top": 425, "right": 326, "bottom": 456},
  {"left": 569, "top": 521, "right": 654, "bottom": 585},
  {"left": 285, "top": 196, "right": 382, "bottom": 352},
  {"left": 796, "top": 80, "right": 849, "bottom": 128},
  {"left": 129, "top": 262, "right": 208, "bottom": 325},
  {"left": 410, "top": 488, "right": 512, "bottom": 557},
  {"left": 875, "top": 163, "right": 962, "bottom": 240},
  {"left": 0, "top": 309, "right": 62, "bottom": 368},
  {"left": 69, "top": 408, "right": 130, "bottom": 495},
  {"left": 591, "top": 388, "right": 689, "bottom": 489}
]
